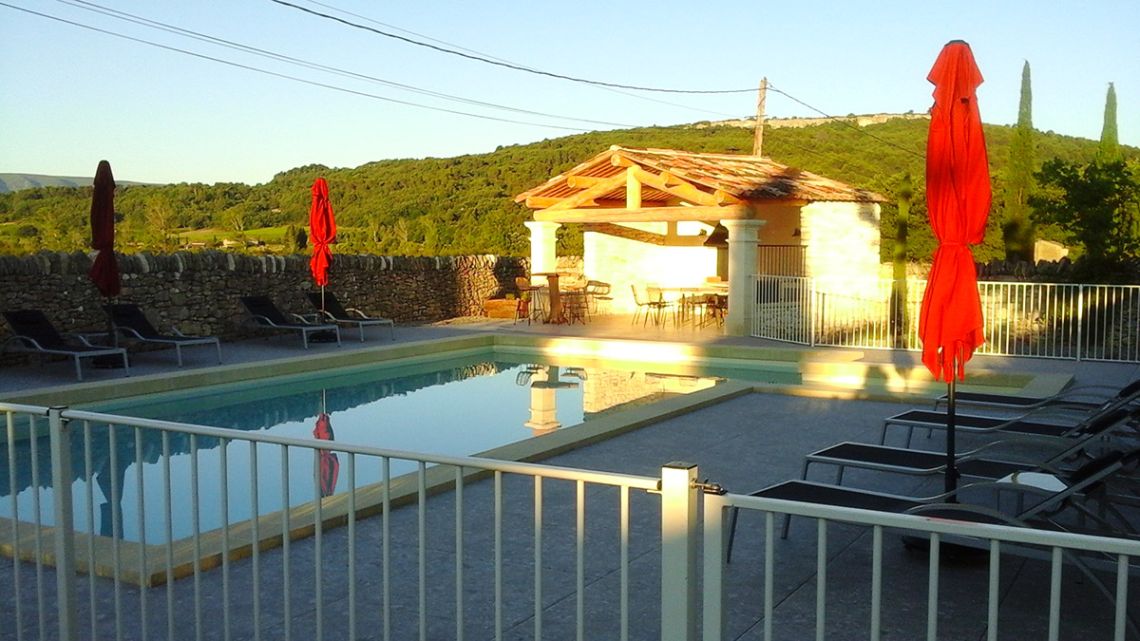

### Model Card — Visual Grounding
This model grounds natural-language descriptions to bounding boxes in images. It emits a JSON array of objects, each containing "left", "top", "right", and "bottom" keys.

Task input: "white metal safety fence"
[
  {"left": 4, "top": 403, "right": 1138, "bottom": 640},
  {"left": 752, "top": 275, "right": 1140, "bottom": 362}
]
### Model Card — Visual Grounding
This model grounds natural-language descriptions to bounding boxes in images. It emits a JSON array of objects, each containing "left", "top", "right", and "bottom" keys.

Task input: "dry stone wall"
[{"left": 0, "top": 251, "right": 527, "bottom": 344}]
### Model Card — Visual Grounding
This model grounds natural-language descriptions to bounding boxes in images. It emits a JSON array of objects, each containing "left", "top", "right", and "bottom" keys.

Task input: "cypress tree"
[
  {"left": 890, "top": 173, "right": 912, "bottom": 348},
  {"left": 1002, "top": 61, "right": 1036, "bottom": 263},
  {"left": 1097, "top": 82, "right": 1120, "bottom": 161}
]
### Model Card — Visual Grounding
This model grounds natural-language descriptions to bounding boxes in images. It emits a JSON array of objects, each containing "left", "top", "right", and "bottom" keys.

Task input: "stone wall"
[{"left": 0, "top": 251, "right": 527, "bottom": 343}]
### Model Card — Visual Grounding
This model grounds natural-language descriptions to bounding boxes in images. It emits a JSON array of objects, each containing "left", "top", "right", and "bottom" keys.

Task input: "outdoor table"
[
  {"left": 657, "top": 285, "right": 728, "bottom": 325},
  {"left": 534, "top": 272, "right": 565, "bottom": 323}
]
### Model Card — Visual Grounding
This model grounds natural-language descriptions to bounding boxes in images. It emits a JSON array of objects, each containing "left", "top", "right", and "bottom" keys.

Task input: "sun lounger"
[
  {"left": 810, "top": 406, "right": 1139, "bottom": 485},
  {"left": 934, "top": 378, "right": 1140, "bottom": 412},
  {"left": 728, "top": 447, "right": 1139, "bottom": 547},
  {"left": 2, "top": 309, "right": 129, "bottom": 381},
  {"left": 880, "top": 395, "right": 1139, "bottom": 447},
  {"left": 305, "top": 292, "right": 394, "bottom": 342},
  {"left": 240, "top": 296, "right": 341, "bottom": 349},
  {"left": 106, "top": 303, "right": 222, "bottom": 366}
]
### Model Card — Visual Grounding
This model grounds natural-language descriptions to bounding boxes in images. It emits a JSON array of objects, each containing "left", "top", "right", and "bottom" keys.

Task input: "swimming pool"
[{"left": 2, "top": 348, "right": 797, "bottom": 544}]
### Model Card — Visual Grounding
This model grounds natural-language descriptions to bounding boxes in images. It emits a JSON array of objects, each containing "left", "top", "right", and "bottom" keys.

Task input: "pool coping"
[{"left": 0, "top": 333, "right": 1070, "bottom": 585}]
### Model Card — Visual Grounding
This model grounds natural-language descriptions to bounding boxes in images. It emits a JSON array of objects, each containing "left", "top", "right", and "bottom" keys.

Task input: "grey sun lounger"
[
  {"left": 880, "top": 393, "right": 1140, "bottom": 447},
  {"left": 810, "top": 406, "right": 1140, "bottom": 485},
  {"left": 106, "top": 303, "right": 222, "bottom": 366},
  {"left": 240, "top": 296, "right": 341, "bottom": 349},
  {"left": 2, "top": 309, "right": 129, "bottom": 381},
  {"left": 306, "top": 292, "right": 394, "bottom": 342},
  {"left": 934, "top": 378, "right": 1140, "bottom": 412}
]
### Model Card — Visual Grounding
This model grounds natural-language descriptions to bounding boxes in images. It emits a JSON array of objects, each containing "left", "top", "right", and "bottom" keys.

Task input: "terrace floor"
[{"left": 3, "top": 312, "right": 1139, "bottom": 639}]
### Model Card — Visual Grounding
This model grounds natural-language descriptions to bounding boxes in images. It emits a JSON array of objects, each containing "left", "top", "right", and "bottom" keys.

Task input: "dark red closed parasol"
[
  {"left": 89, "top": 160, "right": 121, "bottom": 298},
  {"left": 919, "top": 40, "right": 991, "bottom": 494},
  {"left": 312, "top": 412, "right": 340, "bottom": 498},
  {"left": 309, "top": 177, "right": 337, "bottom": 307}
]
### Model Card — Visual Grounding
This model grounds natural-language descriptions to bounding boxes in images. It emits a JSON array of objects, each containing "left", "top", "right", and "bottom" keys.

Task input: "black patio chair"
[
  {"left": 2, "top": 309, "right": 129, "bottom": 381},
  {"left": 306, "top": 292, "right": 394, "bottom": 341},
  {"left": 105, "top": 303, "right": 222, "bottom": 366},
  {"left": 240, "top": 296, "right": 341, "bottom": 349}
]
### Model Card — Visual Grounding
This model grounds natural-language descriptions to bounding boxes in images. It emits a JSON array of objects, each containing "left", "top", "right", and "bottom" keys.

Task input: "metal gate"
[{"left": 752, "top": 275, "right": 814, "bottom": 345}]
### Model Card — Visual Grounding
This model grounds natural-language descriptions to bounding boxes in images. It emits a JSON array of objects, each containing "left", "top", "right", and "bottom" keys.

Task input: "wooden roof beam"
[
  {"left": 543, "top": 173, "right": 628, "bottom": 211},
  {"left": 628, "top": 166, "right": 720, "bottom": 207},
  {"left": 534, "top": 204, "right": 755, "bottom": 223}
]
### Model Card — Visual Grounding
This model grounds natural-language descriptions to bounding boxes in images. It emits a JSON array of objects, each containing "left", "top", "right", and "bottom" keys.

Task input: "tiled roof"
[{"left": 516, "top": 146, "right": 888, "bottom": 206}]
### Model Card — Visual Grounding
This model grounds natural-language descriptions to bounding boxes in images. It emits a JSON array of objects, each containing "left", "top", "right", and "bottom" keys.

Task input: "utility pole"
[{"left": 752, "top": 77, "right": 767, "bottom": 156}]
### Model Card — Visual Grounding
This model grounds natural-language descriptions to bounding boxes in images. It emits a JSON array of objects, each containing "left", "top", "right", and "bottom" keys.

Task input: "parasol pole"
[{"left": 945, "top": 348, "right": 960, "bottom": 499}]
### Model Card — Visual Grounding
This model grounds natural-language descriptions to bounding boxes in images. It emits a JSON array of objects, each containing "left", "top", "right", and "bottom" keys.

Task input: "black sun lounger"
[
  {"left": 106, "top": 303, "right": 222, "bottom": 366},
  {"left": 306, "top": 292, "right": 394, "bottom": 342},
  {"left": 2, "top": 309, "right": 129, "bottom": 381},
  {"left": 880, "top": 397, "right": 1139, "bottom": 447},
  {"left": 934, "top": 379, "right": 1140, "bottom": 412},
  {"left": 811, "top": 407, "right": 1139, "bottom": 485},
  {"left": 240, "top": 296, "right": 341, "bottom": 349},
  {"left": 730, "top": 447, "right": 1138, "bottom": 545}
]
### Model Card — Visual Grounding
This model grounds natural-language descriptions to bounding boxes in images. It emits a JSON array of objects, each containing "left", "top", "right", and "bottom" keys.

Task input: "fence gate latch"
[{"left": 693, "top": 478, "right": 727, "bottom": 495}]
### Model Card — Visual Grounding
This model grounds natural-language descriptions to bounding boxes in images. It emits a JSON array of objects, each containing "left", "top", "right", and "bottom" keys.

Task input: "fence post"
[
  {"left": 702, "top": 492, "right": 728, "bottom": 641},
  {"left": 809, "top": 277, "right": 817, "bottom": 347},
  {"left": 48, "top": 406, "right": 76, "bottom": 641},
  {"left": 661, "top": 462, "right": 699, "bottom": 641}
]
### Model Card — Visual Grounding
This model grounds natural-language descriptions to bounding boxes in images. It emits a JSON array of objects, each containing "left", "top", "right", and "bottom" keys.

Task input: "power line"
[
  {"left": 54, "top": 0, "right": 638, "bottom": 129},
  {"left": 766, "top": 82, "right": 926, "bottom": 160},
  {"left": 298, "top": 0, "right": 741, "bottom": 119},
  {"left": 267, "top": 0, "right": 756, "bottom": 95},
  {"left": 0, "top": 2, "right": 600, "bottom": 132}
]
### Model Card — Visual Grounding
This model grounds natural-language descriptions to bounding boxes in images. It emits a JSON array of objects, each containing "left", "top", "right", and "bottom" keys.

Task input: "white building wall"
[
  {"left": 584, "top": 230, "right": 718, "bottom": 313},
  {"left": 800, "top": 201, "right": 884, "bottom": 314}
]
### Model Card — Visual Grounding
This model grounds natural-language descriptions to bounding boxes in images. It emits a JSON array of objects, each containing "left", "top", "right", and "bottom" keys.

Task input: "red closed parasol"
[
  {"left": 89, "top": 160, "right": 121, "bottom": 298},
  {"left": 919, "top": 40, "right": 991, "bottom": 495},
  {"left": 312, "top": 412, "right": 340, "bottom": 498},
  {"left": 308, "top": 177, "right": 337, "bottom": 308}
]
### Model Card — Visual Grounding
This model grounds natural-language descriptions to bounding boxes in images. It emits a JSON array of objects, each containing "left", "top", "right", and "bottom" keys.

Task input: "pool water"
[{"left": 2, "top": 350, "right": 795, "bottom": 543}]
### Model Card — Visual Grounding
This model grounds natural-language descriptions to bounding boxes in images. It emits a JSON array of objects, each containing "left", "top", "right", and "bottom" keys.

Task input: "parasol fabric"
[
  {"left": 312, "top": 412, "right": 340, "bottom": 498},
  {"left": 308, "top": 177, "right": 337, "bottom": 290},
  {"left": 88, "top": 160, "right": 121, "bottom": 298},
  {"left": 919, "top": 40, "right": 991, "bottom": 382}
]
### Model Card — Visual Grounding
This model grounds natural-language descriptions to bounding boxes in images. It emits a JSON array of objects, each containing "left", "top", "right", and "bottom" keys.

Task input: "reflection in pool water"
[{"left": 2, "top": 350, "right": 766, "bottom": 543}]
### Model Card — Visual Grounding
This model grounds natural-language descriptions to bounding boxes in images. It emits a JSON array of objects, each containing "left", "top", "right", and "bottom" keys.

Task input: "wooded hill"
[{"left": 1, "top": 118, "right": 1131, "bottom": 262}]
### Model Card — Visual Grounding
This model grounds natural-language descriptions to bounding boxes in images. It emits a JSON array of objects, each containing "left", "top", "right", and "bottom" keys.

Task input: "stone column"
[
  {"left": 721, "top": 219, "right": 765, "bottom": 336},
  {"left": 524, "top": 221, "right": 561, "bottom": 285}
]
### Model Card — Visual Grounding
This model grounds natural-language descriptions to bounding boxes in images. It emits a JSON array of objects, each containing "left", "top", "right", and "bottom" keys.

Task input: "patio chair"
[
  {"left": 306, "top": 292, "right": 394, "bottom": 341},
  {"left": 584, "top": 280, "right": 612, "bottom": 315},
  {"left": 801, "top": 406, "right": 1140, "bottom": 487},
  {"left": 630, "top": 285, "right": 670, "bottom": 326},
  {"left": 879, "top": 391, "right": 1140, "bottom": 447},
  {"left": 2, "top": 309, "right": 129, "bottom": 381},
  {"left": 105, "top": 303, "right": 222, "bottom": 366},
  {"left": 933, "top": 378, "right": 1140, "bottom": 412},
  {"left": 240, "top": 296, "right": 341, "bottom": 349}
]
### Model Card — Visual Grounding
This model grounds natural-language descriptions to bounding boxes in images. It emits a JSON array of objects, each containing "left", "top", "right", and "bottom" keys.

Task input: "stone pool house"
[{"left": 516, "top": 146, "right": 888, "bottom": 335}]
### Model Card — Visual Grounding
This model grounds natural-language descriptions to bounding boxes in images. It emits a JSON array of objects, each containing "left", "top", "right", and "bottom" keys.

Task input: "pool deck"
[{"left": 3, "top": 314, "right": 1139, "bottom": 639}]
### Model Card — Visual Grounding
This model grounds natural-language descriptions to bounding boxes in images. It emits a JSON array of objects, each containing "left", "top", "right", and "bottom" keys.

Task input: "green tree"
[
  {"left": 1097, "top": 83, "right": 1120, "bottom": 162},
  {"left": 890, "top": 173, "right": 913, "bottom": 347},
  {"left": 1031, "top": 158, "right": 1140, "bottom": 279},
  {"left": 1002, "top": 61, "right": 1036, "bottom": 262}
]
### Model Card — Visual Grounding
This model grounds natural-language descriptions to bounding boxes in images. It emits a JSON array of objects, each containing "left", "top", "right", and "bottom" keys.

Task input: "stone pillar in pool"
[
  {"left": 524, "top": 221, "right": 561, "bottom": 285},
  {"left": 721, "top": 219, "right": 765, "bottom": 336}
]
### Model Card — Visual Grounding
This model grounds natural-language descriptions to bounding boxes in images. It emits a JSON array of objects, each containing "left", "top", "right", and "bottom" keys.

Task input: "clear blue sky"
[{"left": 1, "top": 0, "right": 1137, "bottom": 186}]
